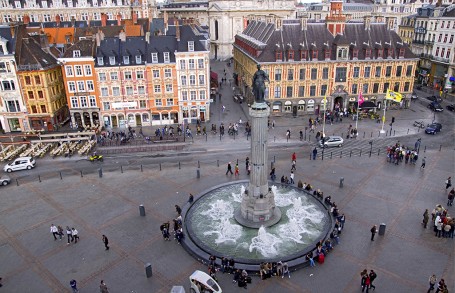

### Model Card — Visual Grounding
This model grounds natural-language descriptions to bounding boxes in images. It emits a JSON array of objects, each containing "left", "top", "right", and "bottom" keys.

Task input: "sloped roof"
[
  {"left": 15, "top": 34, "right": 58, "bottom": 70},
  {"left": 63, "top": 39, "right": 95, "bottom": 58},
  {"left": 0, "top": 25, "right": 17, "bottom": 54}
]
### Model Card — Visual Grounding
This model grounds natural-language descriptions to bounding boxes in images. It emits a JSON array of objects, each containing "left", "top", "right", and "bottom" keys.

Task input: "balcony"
[
  {"left": 420, "top": 53, "right": 433, "bottom": 59},
  {"left": 412, "top": 40, "right": 424, "bottom": 45},
  {"left": 424, "top": 40, "right": 434, "bottom": 45},
  {"left": 433, "top": 56, "right": 450, "bottom": 64}
]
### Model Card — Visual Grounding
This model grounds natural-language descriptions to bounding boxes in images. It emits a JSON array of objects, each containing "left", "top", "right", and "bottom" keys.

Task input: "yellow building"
[{"left": 398, "top": 15, "right": 416, "bottom": 46}]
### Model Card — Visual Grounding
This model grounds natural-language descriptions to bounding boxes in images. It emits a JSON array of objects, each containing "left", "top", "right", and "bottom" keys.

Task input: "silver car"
[
  {"left": 319, "top": 136, "right": 344, "bottom": 148},
  {"left": 0, "top": 175, "right": 11, "bottom": 186},
  {"left": 3, "top": 156, "right": 36, "bottom": 173}
]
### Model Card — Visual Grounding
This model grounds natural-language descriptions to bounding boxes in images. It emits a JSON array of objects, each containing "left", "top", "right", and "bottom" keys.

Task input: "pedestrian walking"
[
  {"left": 188, "top": 193, "right": 194, "bottom": 204},
  {"left": 291, "top": 152, "right": 297, "bottom": 162},
  {"left": 102, "top": 235, "right": 109, "bottom": 250},
  {"left": 428, "top": 274, "right": 437, "bottom": 292},
  {"left": 71, "top": 228, "right": 79, "bottom": 243},
  {"left": 291, "top": 160, "right": 296, "bottom": 171},
  {"left": 312, "top": 147, "right": 318, "bottom": 160},
  {"left": 226, "top": 162, "right": 233, "bottom": 175},
  {"left": 290, "top": 171, "right": 295, "bottom": 184},
  {"left": 423, "top": 209, "right": 429, "bottom": 228},
  {"left": 421, "top": 157, "right": 426, "bottom": 169},
  {"left": 175, "top": 205, "right": 182, "bottom": 215},
  {"left": 100, "top": 280, "right": 109, "bottom": 293},
  {"left": 234, "top": 163, "right": 240, "bottom": 177},
  {"left": 448, "top": 188, "right": 454, "bottom": 206},
  {"left": 50, "top": 224, "right": 58, "bottom": 240},
  {"left": 245, "top": 157, "right": 249, "bottom": 171},
  {"left": 66, "top": 226, "right": 73, "bottom": 244},
  {"left": 369, "top": 270, "right": 377, "bottom": 290},
  {"left": 445, "top": 177, "right": 452, "bottom": 189},
  {"left": 286, "top": 129, "right": 291, "bottom": 139},
  {"left": 70, "top": 279, "right": 79, "bottom": 293},
  {"left": 57, "top": 225, "right": 64, "bottom": 240},
  {"left": 370, "top": 225, "right": 377, "bottom": 241}
]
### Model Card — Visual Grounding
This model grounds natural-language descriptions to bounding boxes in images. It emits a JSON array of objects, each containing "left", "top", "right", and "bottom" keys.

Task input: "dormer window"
[
  {"left": 288, "top": 50, "right": 294, "bottom": 61},
  {"left": 275, "top": 51, "right": 282, "bottom": 61},
  {"left": 312, "top": 50, "right": 318, "bottom": 60},
  {"left": 300, "top": 50, "right": 307, "bottom": 60},
  {"left": 324, "top": 49, "right": 331, "bottom": 60},
  {"left": 109, "top": 56, "right": 116, "bottom": 65},
  {"left": 151, "top": 53, "right": 158, "bottom": 63},
  {"left": 41, "top": 1, "right": 47, "bottom": 8},
  {"left": 73, "top": 50, "right": 81, "bottom": 58},
  {"left": 337, "top": 47, "right": 348, "bottom": 60},
  {"left": 377, "top": 49, "right": 383, "bottom": 59},
  {"left": 97, "top": 57, "right": 104, "bottom": 66},
  {"left": 164, "top": 52, "right": 170, "bottom": 63},
  {"left": 352, "top": 49, "right": 359, "bottom": 59},
  {"left": 188, "top": 41, "right": 194, "bottom": 52},
  {"left": 365, "top": 49, "right": 371, "bottom": 59},
  {"left": 135, "top": 55, "right": 142, "bottom": 64},
  {"left": 399, "top": 48, "right": 405, "bottom": 58},
  {"left": 123, "top": 56, "right": 130, "bottom": 65}
]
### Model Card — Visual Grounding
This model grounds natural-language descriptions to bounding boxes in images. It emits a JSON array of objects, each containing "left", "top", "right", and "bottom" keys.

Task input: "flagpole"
[
  {"left": 355, "top": 92, "right": 360, "bottom": 131},
  {"left": 322, "top": 96, "right": 326, "bottom": 139},
  {"left": 380, "top": 99, "right": 387, "bottom": 134}
]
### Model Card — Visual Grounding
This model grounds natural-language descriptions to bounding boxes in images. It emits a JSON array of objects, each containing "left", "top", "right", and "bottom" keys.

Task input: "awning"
[
  {"left": 210, "top": 71, "right": 218, "bottom": 80},
  {"left": 359, "top": 101, "right": 376, "bottom": 109}
]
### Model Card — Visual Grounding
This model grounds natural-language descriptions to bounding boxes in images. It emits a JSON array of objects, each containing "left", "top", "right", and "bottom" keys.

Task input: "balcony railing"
[
  {"left": 433, "top": 56, "right": 449, "bottom": 64},
  {"left": 424, "top": 40, "right": 434, "bottom": 45}
]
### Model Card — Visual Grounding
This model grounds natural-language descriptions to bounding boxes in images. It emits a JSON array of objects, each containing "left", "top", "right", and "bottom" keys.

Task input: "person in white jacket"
[
  {"left": 71, "top": 228, "right": 79, "bottom": 243},
  {"left": 50, "top": 224, "right": 58, "bottom": 240}
]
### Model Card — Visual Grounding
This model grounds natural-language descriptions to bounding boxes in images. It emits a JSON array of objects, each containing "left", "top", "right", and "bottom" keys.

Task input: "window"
[
  {"left": 373, "top": 83, "right": 379, "bottom": 93},
  {"left": 289, "top": 50, "right": 295, "bottom": 60},
  {"left": 110, "top": 72, "right": 118, "bottom": 80},
  {"left": 154, "top": 85, "right": 161, "bottom": 93},
  {"left": 396, "top": 66, "right": 402, "bottom": 77},
  {"left": 353, "top": 49, "right": 359, "bottom": 59},
  {"left": 84, "top": 65, "right": 92, "bottom": 76},
  {"left": 138, "top": 86, "right": 145, "bottom": 94},
  {"left": 101, "top": 87, "right": 108, "bottom": 96},
  {"left": 71, "top": 96, "right": 78, "bottom": 108},
  {"left": 1, "top": 80, "right": 15, "bottom": 91},
  {"left": 40, "top": 105, "right": 47, "bottom": 113},
  {"left": 139, "top": 100, "right": 146, "bottom": 108},
  {"left": 152, "top": 70, "right": 160, "bottom": 78},
  {"left": 31, "top": 105, "right": 37, "bottom": 113},
  {"left": 68, "top": 81, "right": 76, "bottom": 92},
  {"left": 306, "top": 100, "right": 314, "bottom": 112},
  {"left": 189, "top": 59, "right": 195, "bottom": 69},
  {"left": 6, "top": 100, "right": 20, "bottom": 112},
  {"left": 365, "top": 49, "right": 371, "bottom": 59},
  {"left": 324, "top": 49, "right": 330, "bottom": 59},
  {"left": 126, "top": 86, "right": 133, "bottom": 95},
  {"left": 77, "top": 81, "right": 85, "bottom": 91},
  {"left": 298, "top": 86, "right": 305, "bottom": 97},
  {"left": 124, "top": 72, "right": 132, "bottom": 80},
  {"left": 65, "top": 66, "right": 73, "bottom": 76},
  {"left": 311, "top": 68, "right": 317, "bottom": 80},
  {"left": 86, "top": 81, "right": 94, "bottom": 91},
  {"left": 0, "top": 62, "right": 10, "bottom": 73},
  {"left": 375, "top": 66, "right": 381, "bottom": 78},
  {"left": 89, "top": 96, "right": 96, "bottom": 107},
  {"left": 393, "top": 82, "right": 400, "bottom": 92},
  {"left": 353, "top": 67, "right": 360, "bottom": 78},
  {"left": 309, "top": 85, "right": 316, "bottom": 96},
  {"left": 404, "top": 82, "right": 410, "bottom": 92},
  {"left": 364, "top": 67, "right": 371, "bottom": 78},
  {"left": 383, "top": 83, "right": 390, "bottom": 93},
  {"left": 322, "top": 68, "right": 329, "bottom": 79},
  {"left": 155, "top": 99, "right": 162, "bottom": 106},
  {"left": 167, "top": 98, "right": 174, "bottom": 106},
  {"left": 286, "top": 86, "right": 293, "bottom": 98},
  {"left": 274, "top": 86, "right": 281, "bottom": 98},
  {"left": 188, "top": 41, "right": 194, "bottom": 51},
  {"left": 321, "top": 84, "right": 328, "bottom": 96},
  {"left": 165, "top": 84, "right": 173, "bottom": 92},
  {"left": 35, "top": 76, "right": 41, "bottom": 84},
  {"left": 287, "top": 69, "right": 294, "bottom": 80},
  {"left": 151, "top": 53, "right": 158, "bottom": 63},
  {"left": 351, "top": 84, "right": 358, "bottom": 94},
  {"left": 189, "top": 75, "right": 196, "bottom": 85},
  {"left": 73, "top": 50, "right": 80, "bottom": 57},
  {"left": 181, "top": 75, "right": 187, "bottom": 85},
  {"left": 363, "top": 83, "right": 369, "bottom": 94},
  {"left": 337, "top": 48, "right": 348, "bottom": 59},
  {"left": 103, "top": 102, "right": 110, "bottom": 110},
  {"left": 109, "top": 56, "right": 115, "bottom": 65},
  {"left": 81, "top": 13, "right": 88, "bottom": 21},
  {"left": 190, "top": 91, "right": 197, "bottom": 100},
  {"left": 80, "top": 96, "right": 87, "bottom": 107},
  {"left": 447, "top": 49, "right": 451, "bottom": 58},
  {"left": 198, "top": 59, "right": 204, "bottom": 69},
  {"left": 112, "top": 87, "right": 120, "bottom": 96},
  {"left": 136, "top": 71, "right": 144, "bottom": 79},
  {"left": 182, "top": 91, "right": 188, "bottom": 101},
  {"left": 135, "top": 55, "right": 142, "bottom": 64},
  {"left": 164, "top": 52, "right": 170, "bottom": 63},
  {"left": 25, "top": 76, "right": 31, "bottom": 85},
  {"left": 164, "top": 69, "right": 172, "bottom": 78},
  {"left": 335, "top": 67, "right": 347, "bottom": 82},
  {"left": 299, "top": 68, "right": 306, "bottom": 80},
  {"left": 97, "top": 57, "right": 104, "bottom": 66},
  {"left": 276, "top": 51, "right": 282, "bottom": 61},
  {"left": 37, "top": 91, "right": 44, "bottom": 99},
  {"left": 385, "top": 66, "right": 392, "bottom": 77},
  {"left": 406, "top": 65, "right": 412, "bottom": 76},
  {"left": 301, "top": 50, "right": 307, "bottom": 60},
  {"left": 99, "top": 73, "right": 108, "bottom": 82},
  {"left": 378, "top": 49, "right": 384, "bottom": 59},
  {"left": 275, "top": 69, "right": 282, "bottom": 81},
  {"left": 199, "top": 75, "right": 205, "bottom": 85},
  {"left": 179, "top": 60, "right": 186, "bottom": 70}
]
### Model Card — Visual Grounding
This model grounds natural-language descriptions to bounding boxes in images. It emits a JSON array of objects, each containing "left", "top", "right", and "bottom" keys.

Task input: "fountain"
[{"left": 181, "top": 66, "right": 332, "bottom": 269}]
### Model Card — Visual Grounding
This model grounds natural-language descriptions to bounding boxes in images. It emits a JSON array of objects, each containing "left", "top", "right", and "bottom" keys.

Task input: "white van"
[
  {"left": 3, "top": 157, "right": 36, "bottom": 172},
  {"left": 189, "top": 270, "right": 222, "bottom": 293}
]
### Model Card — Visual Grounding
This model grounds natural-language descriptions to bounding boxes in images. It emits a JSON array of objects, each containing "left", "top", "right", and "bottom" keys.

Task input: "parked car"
[
  {"left": 446, "top": 104, "right": 455, "bottom": 112},
  {"left": 425, "top": 123, "right": 442, "bottom": 135},
  {"left": 428, "top": 102, "right": 444, "bottom": 112},
  {"left": 426, "top": 95, "right": 443, "bottom": 103},
  {"left": 0, "top": 175, "right": 11, "bottom": 186},
  {"left": 319, "top": 136, "right": 344, "bottom": 148},
  {"left": 3, "top": 156, "right": 36, "bottom": 173}
]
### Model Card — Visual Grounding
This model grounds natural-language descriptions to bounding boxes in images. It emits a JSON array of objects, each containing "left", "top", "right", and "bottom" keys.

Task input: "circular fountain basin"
[{"left": 182, "top": 180, "right": 332, "bottom": 269}]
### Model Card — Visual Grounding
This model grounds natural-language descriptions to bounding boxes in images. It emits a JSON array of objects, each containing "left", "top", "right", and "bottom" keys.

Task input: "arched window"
[{"left": 307, "top": 99, "right": 315, "bottom": 112}]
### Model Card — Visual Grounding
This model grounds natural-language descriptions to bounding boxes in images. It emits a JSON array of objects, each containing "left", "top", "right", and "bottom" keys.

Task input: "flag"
[
  {"left": 358, "top": 92, "right": 364, "bottom": 106},
  {"left": 385, "top": 90, "right": 402, "bottom": 103}
]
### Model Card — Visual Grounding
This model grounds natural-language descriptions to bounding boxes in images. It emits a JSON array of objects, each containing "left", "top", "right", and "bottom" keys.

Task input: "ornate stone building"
[{"left": 233, "top": 2, "right": 418, "bottom": 116}]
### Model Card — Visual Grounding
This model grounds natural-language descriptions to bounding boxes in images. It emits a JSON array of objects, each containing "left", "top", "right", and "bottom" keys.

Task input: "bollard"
[
  {"left": 378, "top": 131, "right": 380, "bottom": 137},
  {"left": 121, "top": 166, "right": 123, "bottom": 173},
  {"left": 274, "top": 156, "right": 276, "bottom": 163},
  {"left": 16, "top": 179, "right": 19, "bottom": 186},
  {"left": 394, "top": 130, "right": 396, "bottom": 136},
  {"left": 350, "top": 150, "right": 352, "bottom": 157},
  {"left": 424, "top": 146, "right": 426, "bottom": 153},
  {"left": 439, "top": 145, "right": 442, "bottom": 151},
  {"left": 310, "top": 153, "right": 312, "bottom": 160},
  {"left": 198, "top": 160, "right": 200, "bottom": 168},
  {"left": 159, "top": 163, "right": 162, "bottom": 171},
  {"left": 141, "top": 165, "right": 143, "bottom": 172},
  {"left": 371, "top": 132, "right": 373, "bottom": 137},
  {"left": 330, "top": 152, "right": 332, "bottom": 159},
  {"left": 341, "top": 132, "right": 343, "bottom": 138},
  {"left": 339, "top": 177, "right": 344, "bottom": 188},
  {"left": 139, "top": 204, "right": 146, "bottom": 216},
  {"left": 287, "top": 136, "right": 289, "bottom": 142},
  {"left": 80, "top": 170, "right": 83, "bottom": 177},
  {"left": 418, "top": 127, "right": 420, "bottom": 133},
  {"left": 363, "top": 132, "right": 365, "bottom": 138},
  {"left": 98, "top": 168, "right": 103, "bottom": 178},
  {"left": 60, "top": 172, "right": 62, "bottom": 180},
  {"left": 378, "top": 223, "right": 386, "bottom": 235},
  {"left": 217, "top": 160, "right": 219, "bottom": 167},
  {"left": 39, "top": 175, "right": 41, "bottom": 182},
  {"left": 274, "top": 136, "right": 276, "bottom": 142},
  {"left": 407, "top": 129, "right": 409, "bottom": 134},
  {"left": 206, "top": 134, "right": 207, "bottom": 142},
  {"left": 145, "top": 263, "right": 152, "bottom": 278},
  {"left": 360, "top": 150, "right": 362, "bottom": 157},
  {"left": 179, "top": 162, "right": 181, "bottom": 169},
  {"left": 340, "top": 151, "right": 342, "bottom": 158},
  {"left": 378, "top": 148, "right": 380, "bottom": 156},
  {"left": 197, "top": 169, "right": 200, "bottom": 178}
]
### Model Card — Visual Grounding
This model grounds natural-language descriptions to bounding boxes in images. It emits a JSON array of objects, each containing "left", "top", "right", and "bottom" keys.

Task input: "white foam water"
[{"left": 249, "top": 226, "right": 283, "bottom": 257}]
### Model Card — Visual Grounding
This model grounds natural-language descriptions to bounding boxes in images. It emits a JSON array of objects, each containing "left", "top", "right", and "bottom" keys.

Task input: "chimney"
[
  {"left": 133, "top": 11, "right": 138, "bottom": 24},
  {"left": 364, "top": 15, "right": 371, "bottom": 30},
  {"left": 101, "top": 13, "right": 107, "bottom": 27},
  {"left": 99, "top": 30, "right": 105, "bottom": 40},
  {"left": 145, "top": 31, "right": 150, "bottom": 43},
  {"left": 119, "top": 29, "right": 126, "bottom": 42},
  {"left": 175, "top": 22, "right": 180, "bottom": 41},
  {"left": 56, "top": 15, "right": 61, "bottom": 26},
  {"left": 40, "top": 33, "right": 50, "bottom": 49},
  {"left": 275, "top": 18, "right": 282, "bottom": 30},
  {"left": 10, "top": 24, "right": 16, "bottom": 38},
  {"left": 71, "top": 16, "right": 76, "bottom": 27},
  {"left": 164, "top": 11, "right": 168, "bottom": 34},
  {"left": 300, "top": 17, "right": 307, "bottom": 31},
  {"left": 96, "top": 31, "right": 101, "bottom": 47},
  {"left": 23, "top": 14, "right": 30, "bottom": 25},
  {"left": 117, "top": 13, "right": 122, "bottom": 26}
]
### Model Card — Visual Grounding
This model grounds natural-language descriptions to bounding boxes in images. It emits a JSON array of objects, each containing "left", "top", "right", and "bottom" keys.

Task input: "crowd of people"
[
  {"left": 386, "top": 141, "right": 423, "bottom": 165},
  {"left": 160, "top": 205, "right": 184, "bottom": 244}
]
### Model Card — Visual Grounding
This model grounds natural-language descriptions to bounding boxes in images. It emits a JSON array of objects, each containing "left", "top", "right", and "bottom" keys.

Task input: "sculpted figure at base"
[{"left": 252, "top": 64, "right": 270, "bottom": 103}]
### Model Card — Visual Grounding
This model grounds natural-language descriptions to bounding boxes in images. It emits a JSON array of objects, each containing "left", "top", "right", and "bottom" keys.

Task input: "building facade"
[{"left": 233, "top": 3, "right": 418, "bottom": 116}]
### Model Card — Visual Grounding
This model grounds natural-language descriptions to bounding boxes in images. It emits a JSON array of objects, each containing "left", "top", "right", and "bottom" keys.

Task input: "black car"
[
  {"left": 428, "top": 102, "right": 443, "bottom": 112},
  {"left": 447, "top": 104, "right": 455, "bottom": 112},
  {"left": 426, "top": 95, "right": 443, "bottom": 103},
  {"left": 425, "top": 123, "right": 442, "bottom": 135}
]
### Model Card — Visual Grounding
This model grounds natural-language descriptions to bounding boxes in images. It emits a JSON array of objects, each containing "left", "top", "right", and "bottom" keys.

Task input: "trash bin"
[
  {"left": 196, "top": 169, "right": 200, "bottom": 178},
  {"left": 139, "top": 205, "right": 145, "bottom": 217},
  {"left": 145, "top": 263, "right": 152, "bottom": 278},
  {"left": 379, "top": 223, "right": 386, "bottom": 235},
  {"left": 339, "top": 177, "right": 344, "bottom": 188}
]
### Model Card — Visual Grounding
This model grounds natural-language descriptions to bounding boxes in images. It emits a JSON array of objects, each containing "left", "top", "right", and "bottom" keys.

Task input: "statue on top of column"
[{"left": 252, "top": 64, "right": 269, "bottom": 103}]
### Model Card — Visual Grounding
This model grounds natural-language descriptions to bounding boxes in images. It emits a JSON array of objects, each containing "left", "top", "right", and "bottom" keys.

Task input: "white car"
[
  {"left": 319, "top": 136, "right": 344, "bottom": 148},
  {"left": 0, "top": 175, "right": 11, "bottom": 186},
  {"left": 3, "top": 157, "right": 36, "bottom": 173}
]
